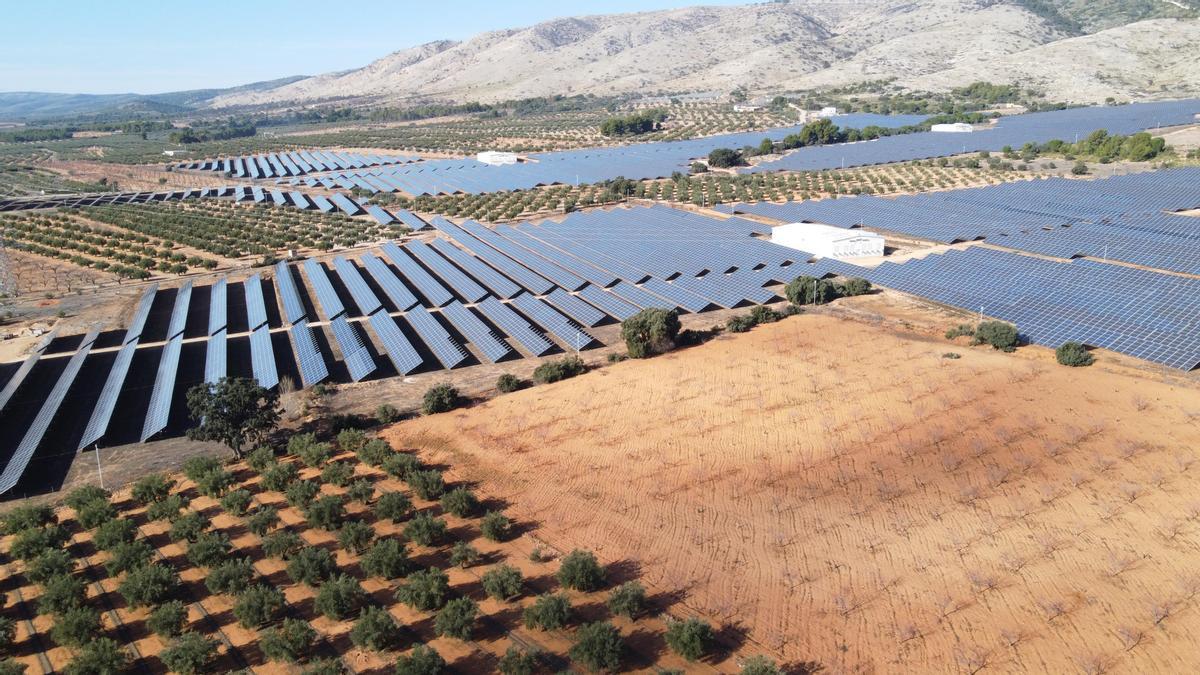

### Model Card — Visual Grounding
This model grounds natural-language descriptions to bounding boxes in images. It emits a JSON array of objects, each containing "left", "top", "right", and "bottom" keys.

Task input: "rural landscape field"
[{"left": 2, "top": 1, "right": 1200, "bottom": 673}]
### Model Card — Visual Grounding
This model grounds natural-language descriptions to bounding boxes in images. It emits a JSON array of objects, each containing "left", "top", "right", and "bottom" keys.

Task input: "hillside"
[{"left": 210, "top": 0, "right": 1200, "bottom": 108}]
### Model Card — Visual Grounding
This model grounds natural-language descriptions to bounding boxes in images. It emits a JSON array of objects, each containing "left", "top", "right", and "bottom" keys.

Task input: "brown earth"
[{"left": 386, "top": 297, "right": 1200, "bottom": 674}]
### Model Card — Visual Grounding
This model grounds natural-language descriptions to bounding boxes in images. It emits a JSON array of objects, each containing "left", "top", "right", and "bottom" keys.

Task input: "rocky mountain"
[{"left": 209, "top": 0, "right": 1199, "bottom": 108}]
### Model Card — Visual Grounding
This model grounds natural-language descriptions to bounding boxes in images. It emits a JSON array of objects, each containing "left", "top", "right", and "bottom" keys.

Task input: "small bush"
[
  {"left": 621, "top": 308, "right": 681, "bottom": 359},
  {"left": 219, "top": 488, "right": 253, "bottom": 517},
  {"left": 740, "top": 655, "right": 782, "bottom": 675},
  {"left": 570, "top": 621, "right": 623, "bottom": 672},
  {"left": 974, "top": 320, "right": 1019, "bottom": 352},
  {"left": 194, "top": 468, "right": 235, "bottom": 498},
  {"left": 289, "top": 433, "right": 334, "bottom": 467},
  {"left": 233, "top": 584, "right": 284, "bottom": 628},
  {"left": 160, "top": 632, "right": 217, "bottom": 675},
  {"left": 146, "top": 494, "right": 188, "bottom": 522},
  {"left": 784, "top": 275, "right": 839, "bottom": 306},
  {"left": 261, "top": 462, "right": 300, "bottom": 492},
  {"left": 1056, "top": 341, "right": 1094, "bottom": 367},
  {"left": 64, "top": 485, "right": 110, "bottom": 511},
  {"left": 481, "top": 565, "right": 523, "bottom": 601},
  {"left": 338, "top": 521, "right": 375, "bottom": 554},
  {"left": 300, "top": 658, "right": 346, "bottom": 675},
  {"left": 104, "top": 540, "right": 154, "bottom": 576},
  {"left": 50, "top": 606, "right": 100, "bottom": 648},
  {"left": 350, "top": 606, "right": 400, "bottom": 652},
  {"left": 726, "top": 315, "right": 755, "bottom": 333},
  {"left": 147, "top": 600, "right": 188, "bottom": 638},
  {"left": 181, "top": 456, "right": 222, "bottom": 483},
  {"left": 92, "top": 518, "right": 136, "bottom": 551},
  {"left": 480, "top": 511, "right": 512, "bottom": 542},
  {"left": 2, "top": 504, "right": 55, "bottom": 535},
  {"left": 376, "top": 491, "right": 414, "bottom": 522},
  {"left": 263, "top": 531, "right": 304, "bottom": 560},
  {"left": 119, "top": 564, "right": 178, "bottom": 608},
  {"left": 449, "top": 541, "right": 480, "bottom": 568},
  {"left": 287, "top": 546, "right": 336, "bottom": 586},
  {"left": 346, "top": 478, "right": 375, "bottom": 504},
  {"left": 357, "top": 438, "right": 392, "bottom": 467},
  {"left": 532, "top": 356, "right": 586, "bottom": 384},
  {"left": 314, "top": 574, "right": 365, "bottom": 621},
  {"left": 523, "top": 593, "right": 571, "bottom": 631},
  {"left": 422, "top": 384, "right": 462, "bottom": 415},
  {"left": 407, "top": 470, "right": 445, "bottom": 501},
  {"left": 435, "top": 597, "right": 478, "bottom": 640},
  {"left": 498, "top": 644, "right": 540, "bottom": 675},
  {"left": 440, "top": 487, "right": 478, "bottom": 517},
  {"left": 496, "top": 374, "right": 525, "bottom": 393},
  {"left": 131, "top": 474, "right": 175, "bottom": 504},
  {"left": 285, "top": 479, "right": 320, "bottom": 510},
  {"left": 375, "top": 404, "right": 401, "bottom": 424},
  {"left": 383, "top": 452, "right": 422, "bottom": 478},
  {"left": 76, "top": 499, "right": 117, "bottom": 529},
  {"left": 261, "top": 618, "right": 316, "bottom": 663},
  {"left": 395, "top": 644, "right": 444, "bottom": 675},
  {"left": 168, "top": 511, "right": 209, "bottom": 543},
  {"left": 10, "top": 525, "right": 69, "bottom": 562},
  {"left": 246, "top": 446, "right": 277, "bottom": 473},
  {"left": 27, "top": 550, "right": 73, "bottom": 584},
  {"left": 665, "top": 617, "right": 714, "bottom": 661},
  {"left": 336, "top": 428, "right": 367, "bottom": 454},
  {"left": 206, "top": 558, "right": 255, "bottom": 596},
  {"left": 404, "top": 513, "right": 447, "bottom": 547},
  {"left": 64, "top": 638, "right": 128, "bottom": 675},
  {"left": 557, "top": 549, "right": 605, "bottom": 591},
  {"left": 186, "top": 532, "right": 232, "bottom": 568},
  {"left": 320, "top": 461, "right": 354, "bottom": 487},
  {"left": 608, "top": 581, "right": 647, "bottom": 619},
  {"left": 839, "top": 277, "right": 872, "bottom": 296},
  {"left": 305, "top": 495, "right": 347, "bottom": 531},
  {"left": 395, "top": 567, "right": 450, "bottom": 611},
  {"left": 361, "top": 538, "right": 409, "bottom": 579},
  {"left": 247, "top": 505, "right": 280, "bottom": 536}
]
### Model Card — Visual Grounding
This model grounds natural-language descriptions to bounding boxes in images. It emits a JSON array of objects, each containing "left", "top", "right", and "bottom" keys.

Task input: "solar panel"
[
  {"left": 78, "top": 339, "right": 138, "bottom": 450},
  {"left": 381, "top": 242, "right": 454, "bottom": 307},
  {"left": 288, "top": 320, "right": 329, "bottom": 387},
  {"left": 473, "top": 298, "right": 552, "bottom": 356},
  {"left": 364, "top": 204, "right": 395, "bottom": 225},
  {"left": 208, "top": 277, "right": 227, "bottom": 336},
  {"left": 125, "top": 283, "right": 159, "bottom": 344},
  {"left": 640, "top": 277, "right": 711, "bottom": 313},
  {"left": 576, "top": 284, "right": 639, "bottom": 321},
  {"left": 243, "top": 274, "right": 269, "bottom": 330},
  {"left": 0, "top": 326, "right": 58, "bottom": 414},
  {"left": 440, "top": 301, "right": 512, "bottom": 363},
  {"left": 249, "top": 325, "right": 280, "bottom": 389},
  {"left": 311, "top": 195, "right": 334, "bottom": 212},
  {"left": 205, "top": 328, "right": 226, "bottom": 385},
  {"left": 140, "top": 281, "right": 193, "bottom": 442},
  {"left": 404, "top": 305, "right": 468, "bottom": 369},
  {"left": 274, "top": 261, "right": 308, "bottom": 324},
  {"left": 303, "top": 259, "right": 346, "bottom": 319},
  {"left": 430, "top": 218, "right": 554, "bottom": 295},
  {"left": 329, "top": 193, "right": 362, "bottom": 215},
  {"left": 360, "top": 253, "right": 419, "bottom": 311},
  {"left": 330, "top": 316, "right": 377, "bottom": 382},
  {"left": 428, "top": 238, "right": 522, "bottom": 299},
  {"left": 367, "top": 312, "right": 424, "bottom": 374},
  {"left": 403, "top": 240, "right": 488, "bottom": 303},
  {"left": 0, "top": 326, "right": 101, "bottom": 494},
  {"left": 509, "top": 293, "right": 595, "bottom": 350},
  {"left": 332, "top": 257, "right": 383, "bottom": 315},
  {"left": 545, "top": 288, "right": 608, "bottom": 326}
]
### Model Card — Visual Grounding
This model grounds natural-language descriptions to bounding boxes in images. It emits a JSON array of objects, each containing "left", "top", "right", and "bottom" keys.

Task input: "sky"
[{"left": 0, "top": 0, "right": 749, "bottom": 95}]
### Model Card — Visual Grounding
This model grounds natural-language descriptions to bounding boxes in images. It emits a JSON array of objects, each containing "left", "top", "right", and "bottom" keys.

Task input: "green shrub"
[
  {"left": 146, "top": 494, "right": 188, "bottom": 522},
  {"left": 104, "top": 540, "right": 154, "bottom": 576},
  {"left": 247, "top": 505, "right": 280, "bottom": 536},
  {"left": 532, "top": 356, "right": 586, "bottom": 384},
  {"left": 260, "top": 462, "right": 300, "bottom": 492},
  {"left": 194, "top": 468, "right": 235, "bottom": 498},
  {"left": 784, "top": 276, "right": 838, "bottom": 306},
  {"left": 336, "top": 428, "right": 367, "bottom": 454},
  {"left": 440, "top": 487, "right": 478, "bottom": 518},
  {"left": 350, "top": 606, "right": 400, "bottom": 652},
  {"left": 394, "top": 644, "right": 444, "bottom": 675},
  {"left": 422, "top": 384, "right": 462, "bottom": 415},
  {"left": 2, "top": 504, "right": 54, "bottom": 535},
  {"left": 37, "top": 575, "right": 85, "bottom": 615},
  {"left": 522, "top": 593, "right": 571, "bottom": 631},
  {"left": 404, "top": 513, "right": 447, "bottom": 547},
  {"left": 288, "top": 433, "right": 332, "bottom": 467},
  {"left": 219, "top": 489, "right": 253, "bottom": 517},
  {"left": 233, "top": 584, "right": 284, "bottom": 628},
  {"left": 496, "top": 374, "right": 525, "bottom": 393},
  {"left": 839, "top": 277, "right": 872, "bottom": 296},
  {"left": 131, "top": 473, "right": 175, "bottom": 504},
  {"left": 498, "top": 644, "right": 540, "bottom": 675},
  {"left": 186, "top": 532, "right": 232, "bottom": 568},
  {"left": 300, "top": 658, "right": 346, "bottom": 675},
  {"left": 665, "top": 617, "right": 714, "bottom": 661},
  {"left": 64, "top": 638, "right": 128, "bottom": 675},
  {"left": 945, "top": 323, "right": 975, "bottom": 340},
  {"left": 337, "top": 521, "right": 375, "bottom": 554},
  {"left": 119, "top": 563, "right": 178, "bottom": 608},
  {"left": 168, "top": 511, "right": 209, "bottom": 543},
  {"left": 287, "top": 546, "right": 337, "bottom": 586},
  {"left": 285, "top": 479, "right": 320, "bottom": 510},
  {"left": 314, "top": 574, "right": 365, "bottom": 621},
  {"left": 726, "top": 315, "right": 755, "bottom": 333},
  {"left": 160, "top": 632, "right": 217, "bottom": 675},
  {"left": 206, "top": 558, "right": 254, "bottom": 595},
  {"left": 346, "top": 478, "right": 375, "bottom": 504},
  {"left": 0, "top": 620, "right": 13, "bottom": 653},
  {"left": 480, "top": 511, "right": 512, "bottom": 542},
  {"left": 181, "top": 456, "right": 222, "bottom": 483},
  {"left": 382, "top": 452, "right": 422, "bottom": 478},
  {"left": 557, "top": 549, "right": 605, "bottom": 591},
  {"left": 740, "top": 655, "right": 782, "bottom": 675},
  {"left": 10, "top": 525, "right": 69, "bottom": 562},
  {"left": 608, "top": 581, "right": 647, "bottom": 619},
  {"left": 482, "top": 565, "right": 523, "bottom": 601},
  {"left": 449, "top": 541, "right": 480, "bottom": 568},
  {"left": 570, "top": 621, "right": 623, "bottom": 672},
  {"left": 357, "top": 439, "right": 392, "bottom": 467},
  {"left": 27, "top": 550, "right": 73, "bottom": 584},
  {"left": 1056, "top": 341, "right": 1094, "bottom": 367},
  {"left": 319, "top": 461, "right": 354, "bottom": 488},
  {"left": 375, "top": 404, "right": 401, "bottom": 424},
  {"left": 263, "top": 531, "right": 304, "bottom": 560},
  {"left": 361, "top": 538, "right": 409, "bottom": 579},
  {"left": 64, "top": 485, "right": 110, "bottom": 511},
  {"left": 621, "top": 308, "right": 681, "bottom": 359},
  {"left": 246, "top": 446, "right": 277, "bottom": 473},
  {"left": 395, "top": 568, "right": 450, "bottom": 611},
  {"left": 435, "top": 597, "right": 478, "bottom": 640},
  {"left": 147, "top": 600, "right": 188, "bottom": 638},
  {"left": 92, "top": 518, "right": 136, "bottom": 551},
  {"left": 305, "top": 495, "right": 347, "bottom": 531},
  {"left": 376, "top": 491, "right": 414, "bottom": 522},
  {"left": 406, "top": 470, "right": 445, "bottom": 501},
  {"left": 76, "top": 499, "right": 117, "bottom": 529},
  {"left": 261, "top": 618, "right": 316, "bottom": 663},
  {"left": 974, "top": 320, "right": 1019, "bottom": 352},
  {"left": 50, "top": 606, "right": 100, "bottom": 648}
]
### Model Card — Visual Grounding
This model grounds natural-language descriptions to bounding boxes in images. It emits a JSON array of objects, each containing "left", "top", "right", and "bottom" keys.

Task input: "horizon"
[{"left": 0, "top": 0, "right": 748, "bottom": 96}]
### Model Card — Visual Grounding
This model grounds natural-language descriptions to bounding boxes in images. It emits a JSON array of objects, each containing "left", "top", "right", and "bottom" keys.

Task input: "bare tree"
[
  {"left": 1115, "top": 625, "right": 1144, "bottom": 651},
  {"left": 1118, "top": 482, "right": 1144, "bottom": 504},
  {"left": 1038, "top": 597, "right": 1069, "bottom": 622},
  {"left": 967, "top": 570, "right": 1000, "bottom": 594},
  {"left": 955, "top": 645, "right": 991, "bottom": 675},
  {"left": 1150, "top": 600, "right": 1173, "bottom": 626},
  {"left": 1000, "top": 627, "right": 1027, "bottom": 650},
  {"left": 1074, "top": 651, "right": 1113, "bottom": 675},
  {"left": 1104, "top": 550, "right": 1138, "bottom": 578}
]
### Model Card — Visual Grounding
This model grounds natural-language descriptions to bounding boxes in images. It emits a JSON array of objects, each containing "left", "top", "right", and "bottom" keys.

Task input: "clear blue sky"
[{"left": 0, "top": 0, "right": 749, "bottom": 95}]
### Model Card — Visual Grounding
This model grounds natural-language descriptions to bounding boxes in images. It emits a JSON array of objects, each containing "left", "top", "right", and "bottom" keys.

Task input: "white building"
[
  {"left": 930, "top": 122, "right": 974, "bottom": 133},
  {"left": 771, "top": 222, "right": 885, "bottom": 259},
  {"left": 733, "top": 104, "right": 763, "bottom": 113},
  {"left": 476, "top": 151, "right": 519, "bottom": 166}
]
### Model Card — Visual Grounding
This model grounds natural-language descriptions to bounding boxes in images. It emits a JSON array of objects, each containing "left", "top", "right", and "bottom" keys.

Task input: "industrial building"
[{"left": 770, "top": 222, "right": 884, "bottom": 259}]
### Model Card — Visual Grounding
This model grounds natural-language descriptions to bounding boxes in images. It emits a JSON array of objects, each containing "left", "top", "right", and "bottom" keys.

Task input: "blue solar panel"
[
  {"left": 249, "top": 325, "right": 280, "bottom": 389},
  {"left": 360, "top": 253, "right": 420, "bottom": 311},
  {"left": 458, "top": 220, "right": 586, "bottom": 291},
  {"left": 404, "top": 305, "right": 468, "bottom": 369},
  {"left": 78, "top": 339, "right": 138, "bottom": 450},
  {"left": 367, "top": 312, "right": 423, "bottom": 374},
  {"left": 364, "top": 204, "right": 395, "bottom": 225},
  {"left": 640, "top": 277, "right": 711, "bottom": 313},
  {"left": 330, "top": 316, "right": 377, "bottom": 382},
  {"left": 311, "top": 195, "right": 334, "bottom": 212},
  {"left": 205, "top": 328, "right": 226, "bottom": 385},
  {"left": 429, "top": 238, "right": 522, "bottom": 299},
  {"left": 576, "top": 284, "right": 639, "bottom": 321},
  {"left": 545, "top": 288, "right": 607, "bottom": 326},
  {"left": 289, "top": 320, "right": 329, "bottom": 387},
  {"left": 329, "top": 193, "right": 362, "bottom": 216},
  {"left": 381, "top": 242, "right": 455, "bottom": 307},
  {"left": 0, "top": 326, "right": 58, "bottom": 414},
  {"left": 509, "top": 293, "right": 594, "bottom": 350},
  {"left": 273, "top": 262, "right": 308, "bottom": 324},
  {"left": 208, "top": 277, "right": 227, "bottom": 335},
  {"left": 332, "top": 257, "right": 383, "bottom": 315},
  {"left": 243, "top": 274, "right": 269, "bottom": 330},
  {"left": 430, "top": 218, "right": 554, "bottom": 295},
  {"left": 141, "top": 281, "right": 193, "bottom": 442},
  {"left": 125, "top": 283, "right": 159, "bottom": 343},
  {"left": 403, "top": 240, "right": 488, "bottom": 303},
  {"left": 0, "top": 326, "right": 101, "bottom": 494},
  {"left": 303, "top": 259, "right": 346, "bottom": 319},
  {"left": 440, "top": 301, "right": 512, "bottom": 363}
]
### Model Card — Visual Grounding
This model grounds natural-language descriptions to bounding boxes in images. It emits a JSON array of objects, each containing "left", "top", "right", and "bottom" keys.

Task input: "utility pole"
[{"left": 94, "top": 444, "right": 105, "bottom": 490}]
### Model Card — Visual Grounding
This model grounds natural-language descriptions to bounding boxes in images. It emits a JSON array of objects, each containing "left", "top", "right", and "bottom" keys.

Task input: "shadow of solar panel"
[
  {"left": 509, "top": 293, "right": 595, "bottom": 348},
  {"left": 1, "top": 326, "right": 101, "bottom": 493},
  {"left": 405, "top": 305, "right": 468, "bottom": 369},
  {"left": 330, "top": 316, "right": 377, "bottom": 382},
  {"left": 475, "top": 297, "right": 554, "bottom": 356},
  {"left": 440, "top": 301, "right": 511, "bottom": 363},
  {"left": 288, "top": 320, "right": 329, "bottom": 387}
]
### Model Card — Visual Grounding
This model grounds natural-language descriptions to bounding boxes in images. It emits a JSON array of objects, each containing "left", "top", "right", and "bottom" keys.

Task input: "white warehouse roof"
[{"left": 771, "top": 222, "right": 884, "bottom": 259}]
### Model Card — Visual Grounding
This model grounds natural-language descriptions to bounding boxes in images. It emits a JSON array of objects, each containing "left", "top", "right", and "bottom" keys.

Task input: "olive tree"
[
  {"left": 185, "top": 376, "right": 281, "bottom": 458},
  {"left": 621, "top": 308, "right": 680, "bottom": 358}
]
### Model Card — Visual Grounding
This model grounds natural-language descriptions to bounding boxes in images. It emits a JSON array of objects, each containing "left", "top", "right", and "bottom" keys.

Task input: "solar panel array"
[
  {"left": 405, "top": 306, "right": 469, "bottom": 369},
  {"left": 0, "top": 326, "right": 59, "bottom": 414},
  {"left": 289, "top": 320, "right": 330, "bottom": 387},
  {"left": 440, "top": 301, "right": 512, "bottom": 363},
  {"left": 368, "top": 312, "right": 424, "bottom": 374},
  {"left": 141, "top": 282, "right": 193, "bottom": 442},
  {"left": 176, "top": 151, "right": 421, "bottom": 177},
  {"left": 330, "top": 316, "right": 377, "bottom": 382}
]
